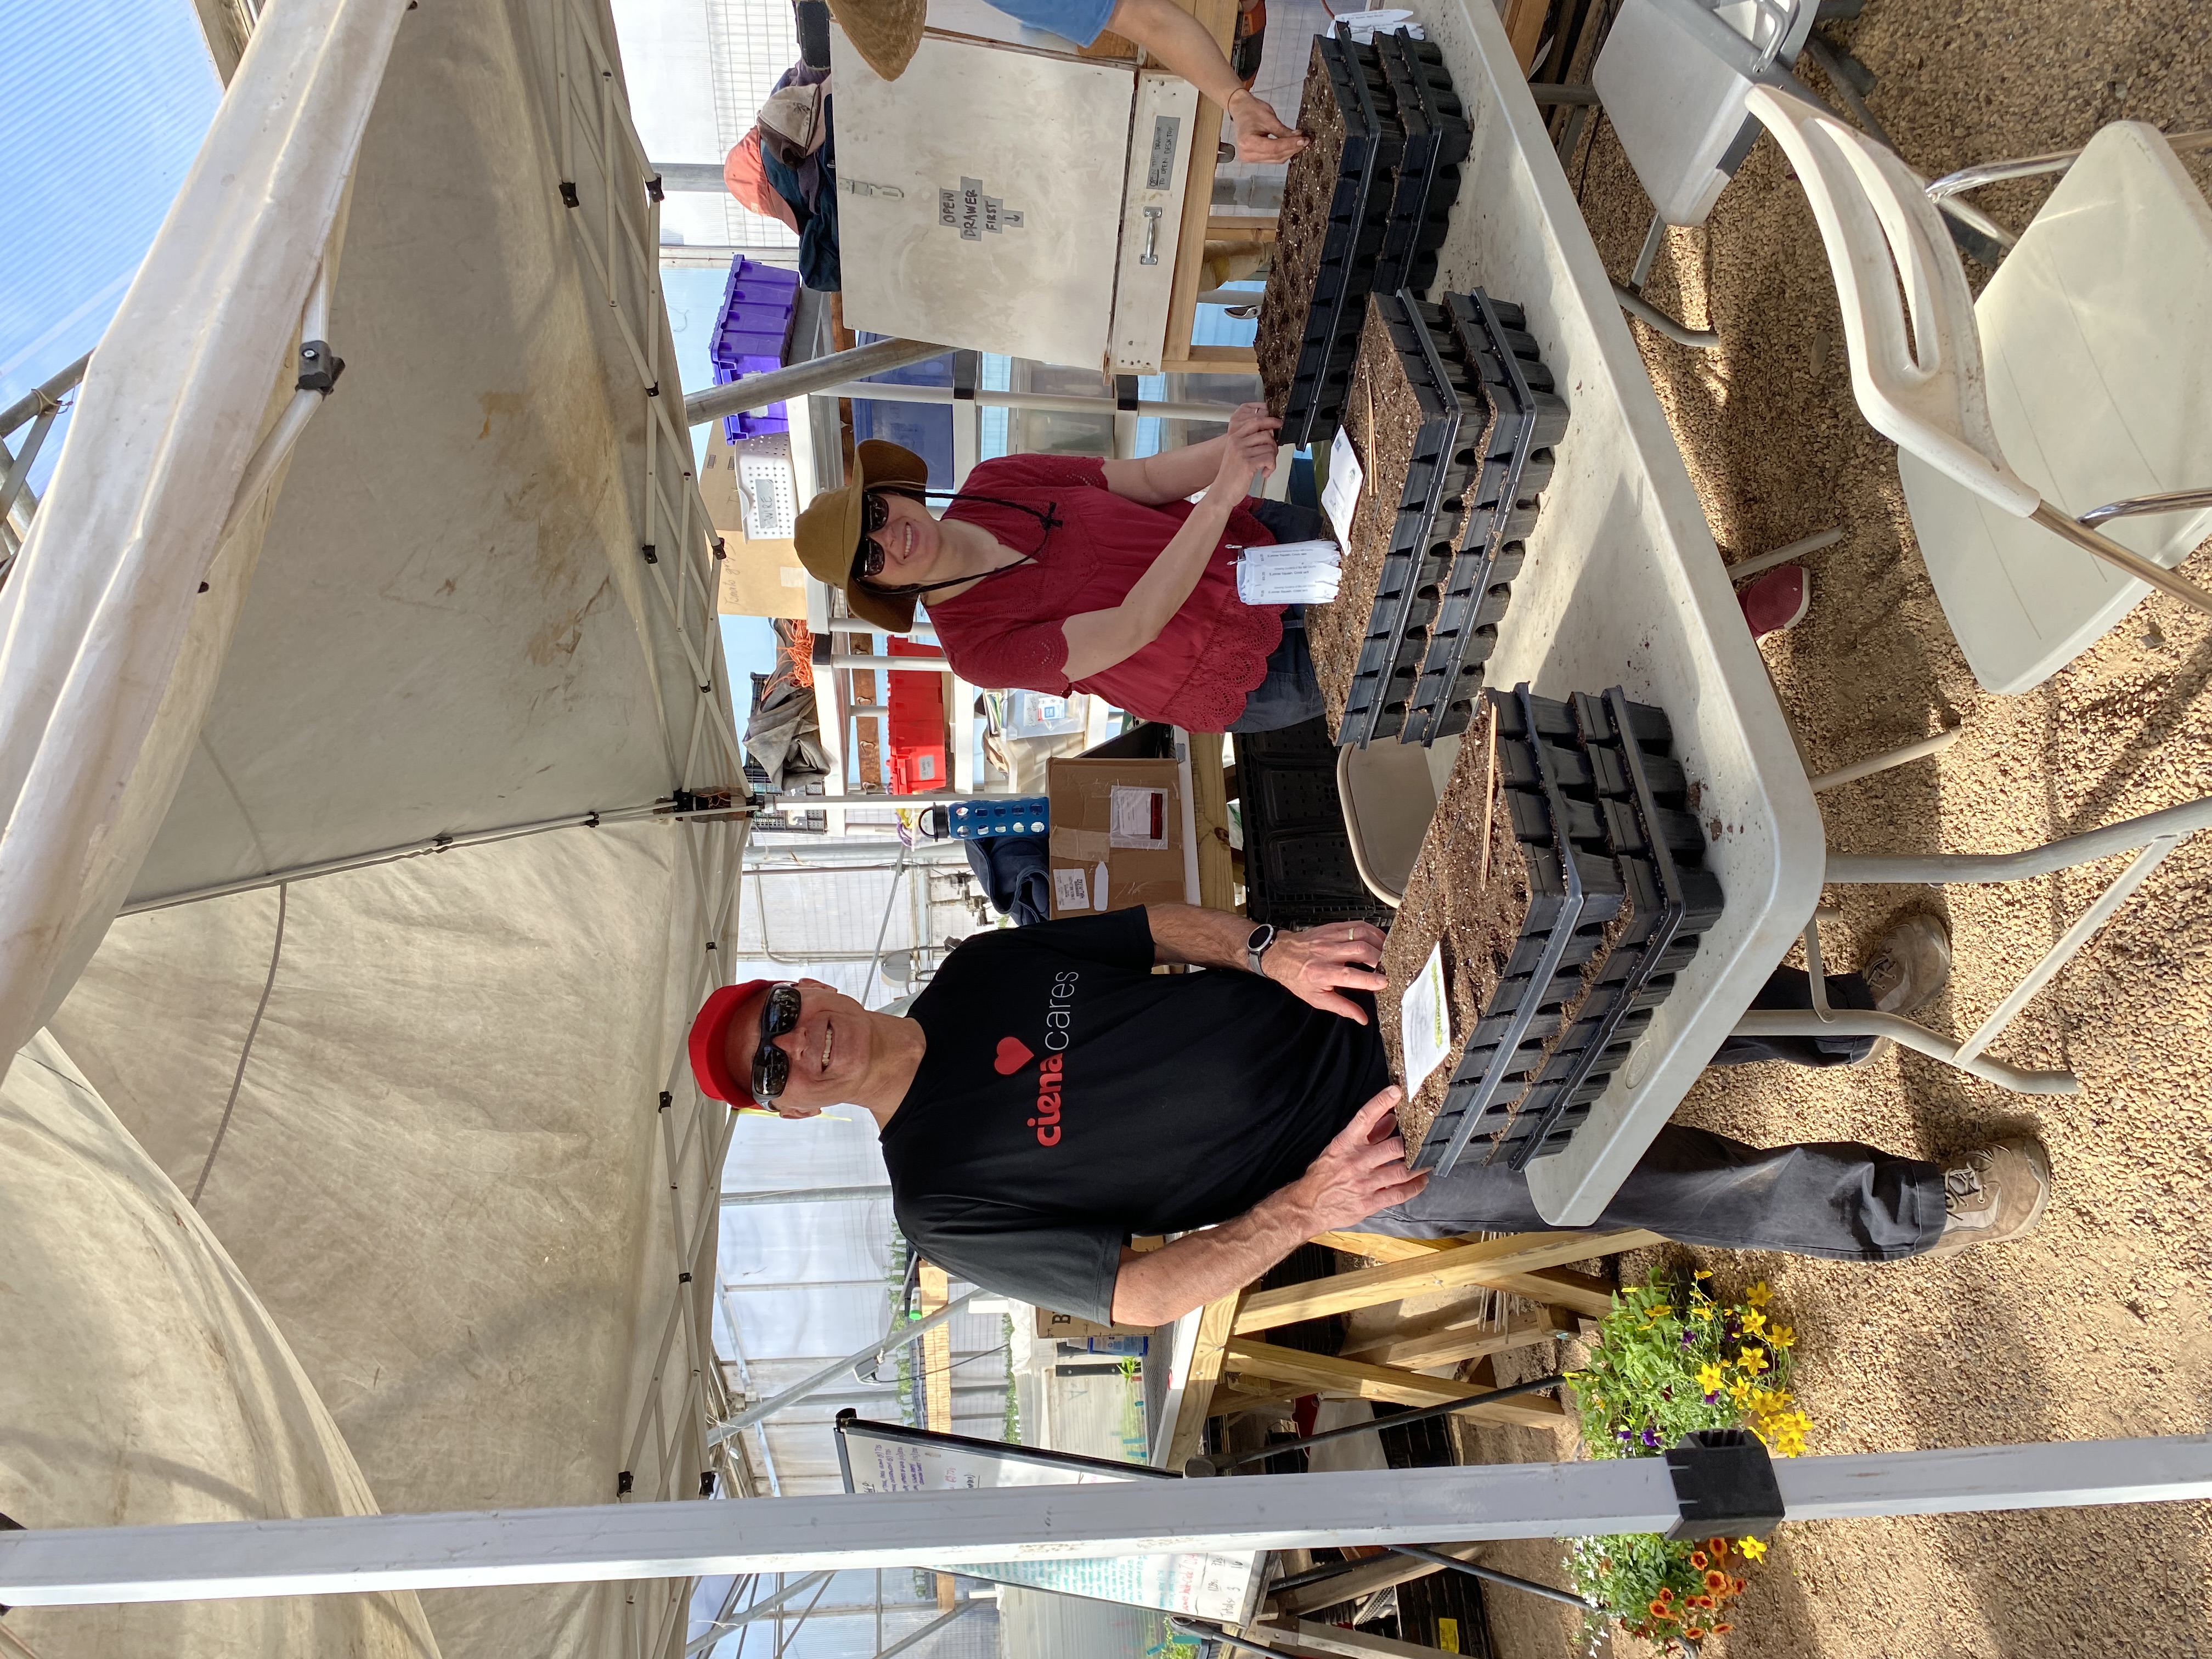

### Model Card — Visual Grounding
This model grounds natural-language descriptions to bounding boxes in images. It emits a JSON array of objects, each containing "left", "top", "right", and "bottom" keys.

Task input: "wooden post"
[
  {"left": 1309, "top": 1231, "right": 1626, "bottom": 1319},
  {"left": 917, "top": 1261, "right": 956, "bottom": 1609},
  {"left": 1166, "top": 1292, "right": 1245, "bottom": 1471},
  {"left": 1235, "top": 1232, "right": 1662, "bottom": 1331},
  {"left": 1218, "top": 1340, "right": 1567, "bottom": 1428},
  {"left": 1188, "top": 731, "right": 1240, "bottom": 911}
]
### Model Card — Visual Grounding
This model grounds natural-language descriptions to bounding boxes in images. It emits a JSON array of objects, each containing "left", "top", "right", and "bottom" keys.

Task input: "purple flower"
[
  {"left": 1616, "top": 1427, "right": 1634, "bottom": 1441},
  {"left": 1703, "top": 1392, "right": 1719, "bottom": 1404},
  {"left": 1641, "top": 1427, "right": 1661, "bottom": 1448},
  {"left": 1680, "top": 1329, "right": 1696, "bottom": 1350}
]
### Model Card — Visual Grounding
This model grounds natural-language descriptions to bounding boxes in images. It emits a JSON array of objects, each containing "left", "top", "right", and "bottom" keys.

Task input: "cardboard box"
[
  {"left": 1045, "top": 755, "right": 1186, "bottom": 918},
  {"left": 699, "top": 422, "right": 807, "bottom": 619}
]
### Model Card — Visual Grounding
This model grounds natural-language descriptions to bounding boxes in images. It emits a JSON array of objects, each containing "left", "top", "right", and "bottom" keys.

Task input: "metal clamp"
[{"left": 296, "top": 341, "right": 345, "bottom": 396}]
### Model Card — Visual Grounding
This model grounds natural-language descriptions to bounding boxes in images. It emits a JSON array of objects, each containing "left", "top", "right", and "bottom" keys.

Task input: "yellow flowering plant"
[{"left": 1561, "top": 1268, "right": 1810, "bottom": 1652}]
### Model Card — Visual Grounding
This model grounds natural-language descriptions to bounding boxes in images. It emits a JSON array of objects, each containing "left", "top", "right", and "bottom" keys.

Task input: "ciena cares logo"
[{"left": 999, "top": 970, "right": 1079, "bottom": 1146}]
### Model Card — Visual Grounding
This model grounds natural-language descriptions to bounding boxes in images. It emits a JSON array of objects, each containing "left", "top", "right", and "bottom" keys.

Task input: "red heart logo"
[{"left": 994, "top": 1035, "right": 1035, "bottom": 1075}]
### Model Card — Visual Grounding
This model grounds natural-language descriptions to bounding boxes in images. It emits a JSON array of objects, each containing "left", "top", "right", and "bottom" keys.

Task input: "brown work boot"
[
  {"left": 1847, "top": 913, "right": 1953, "bottom": 1067},
  {"left": 1918, "top": 1136, "right": 2052, "bottom": 1259},
  {"left": 1863, "top": 913, "right": 1951, "bottom": 1014}
]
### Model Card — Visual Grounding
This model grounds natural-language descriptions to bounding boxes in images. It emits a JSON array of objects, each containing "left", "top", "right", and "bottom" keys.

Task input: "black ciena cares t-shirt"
[{"left": 883, "top": 909, "right": 1389, "bottom": 1323}]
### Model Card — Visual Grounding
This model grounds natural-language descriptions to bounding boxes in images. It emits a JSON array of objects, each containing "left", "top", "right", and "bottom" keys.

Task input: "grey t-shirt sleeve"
[{"left": 900, "top": 1202, "right": 1126, "bottom": 1326}]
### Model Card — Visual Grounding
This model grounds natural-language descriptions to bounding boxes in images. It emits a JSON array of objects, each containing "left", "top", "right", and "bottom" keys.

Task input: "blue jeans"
[{"left": 1228, "top": 499, "right": 1329, "bottom": 733}]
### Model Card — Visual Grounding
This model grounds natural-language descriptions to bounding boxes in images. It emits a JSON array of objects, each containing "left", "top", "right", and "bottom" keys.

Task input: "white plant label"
[
  {"left": 1400, "top": 942, "right": 1452, "bottom": 1097},
  {"left": 1322, "top": 426, "right": 1363, "bottom": 548}
]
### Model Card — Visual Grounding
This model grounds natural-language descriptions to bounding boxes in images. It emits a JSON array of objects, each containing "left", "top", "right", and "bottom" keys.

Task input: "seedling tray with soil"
[
  {"left": 1378, "top": 686, "right": 1725, "bottom": 1177},
  {"left": 1400, "top": 292, "right": 1572, "bottom": 745},
  {"left": 1257, "top": 32, "right": 1404, "bottom": 448},
  {"left": 1371, "top": 31, "right": 1471, "bottom": 301}
]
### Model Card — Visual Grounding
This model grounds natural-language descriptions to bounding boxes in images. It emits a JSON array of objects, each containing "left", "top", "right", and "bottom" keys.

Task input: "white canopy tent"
[{"left": 1, "top": 0, "right": 747, "bottom": 1656}]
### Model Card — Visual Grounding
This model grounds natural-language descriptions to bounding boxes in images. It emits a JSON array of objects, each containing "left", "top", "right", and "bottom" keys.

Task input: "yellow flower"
[
  {"left": 1643, "top": 1304, "right": 1674, "bottom": 1324},
  {"left": 1728, "top": 1376, "right": 1753, "bottom": 1404},
  {"left": 1769, "top": 1324, "right": 1795, "bottom": 1348},
  {"left": 1737, "top": 1536, "right": 1768, "bottom": 1561},
  {"left": 1694, "top": 1268, "right": 1713, "bottom": 1279},
  {"left": 1739, "top": 1346, "right": 1769, "bottom": 1375},
  {"left": 1746, "top": 1282, "right": 1772, "bottom": 1308},
  {"left": 1739, "top": 1308, "right": 1768, "bottom": 1336},
  {"left": 1692, "top": 1303, "right": 1718, "bottom": 1323},
  {"left": 1697, "top": 1363, "right": 1726, "bottom": 1393}
]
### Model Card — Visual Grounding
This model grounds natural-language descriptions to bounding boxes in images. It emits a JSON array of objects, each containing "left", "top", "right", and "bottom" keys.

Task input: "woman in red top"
[{"left": 791, "top": 404, "right": 1325, "bottom": 732}]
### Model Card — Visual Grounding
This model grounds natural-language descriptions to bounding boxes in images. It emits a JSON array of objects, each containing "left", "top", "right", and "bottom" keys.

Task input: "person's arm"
[
  {"left": 1146, "top": 902, "right": 1388, "bottom": 1024},
  {"left": 1099, "top": 403, "right": 1279, "bottom": 505},
  {"left": 1110, "top": 1088, "right": 1424, "bottom": 1324},
  {"left": 1105, "top": 0, "right": 1308, "bottom": 162},
  {"left": 1058, "top": 408, "right": 1280, "bottom": 679}
]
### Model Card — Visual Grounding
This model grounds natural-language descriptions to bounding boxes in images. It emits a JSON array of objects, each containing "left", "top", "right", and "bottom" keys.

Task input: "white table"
[{"left": 1416, "top": 0, "right": 1824, "bottom": 1223}]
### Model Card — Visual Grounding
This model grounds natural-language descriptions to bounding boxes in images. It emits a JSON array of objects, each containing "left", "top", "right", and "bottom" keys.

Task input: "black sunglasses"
[
  {"left": 851, "top": 492, "right": 894, "bottom": 581},
  {"left": 750, "top": 981, "right": 804, "bottom": 1105}
]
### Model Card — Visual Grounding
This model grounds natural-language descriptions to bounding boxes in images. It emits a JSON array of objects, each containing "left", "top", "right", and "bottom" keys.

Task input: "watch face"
[{"left": 1248, "top": 924, "right": 1273, "bottom": 951}]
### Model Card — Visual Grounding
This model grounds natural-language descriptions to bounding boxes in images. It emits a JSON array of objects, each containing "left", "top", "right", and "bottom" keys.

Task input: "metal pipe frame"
[
  {"left": 1611, "top": 283, "right": 1720, "bottom": 349},
  {"left": 6, "top": 1437, "right": 2211, "bottom": 1604},
  {"left": 707, "top": 1288, "right": 985, "bottom": 1445},
  {"left": 1923, "top": 129, "right": 2212, "bottom": 251},
  {"left": 812, "top": 379, "right": 1247, "bottom": 423},
  {"left": 2030, "top": 501, "right": 2212, "bottom": 619},
  {"left": 1824, "top": 794, "right": 2212, "bottom": 885},
  {"left": 2078, "top": 486, "right": 2212, "bottom": 528},
  {"left": 683, "top": 341, "right": 952, "bottom": 427}
]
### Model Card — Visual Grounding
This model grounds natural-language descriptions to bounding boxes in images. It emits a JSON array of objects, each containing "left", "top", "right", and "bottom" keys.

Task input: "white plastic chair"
[{"left": 1741, "top": 87, "right": 2212, "bottom": 653}]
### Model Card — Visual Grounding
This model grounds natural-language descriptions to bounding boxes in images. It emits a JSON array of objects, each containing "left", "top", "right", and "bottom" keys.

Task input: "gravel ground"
[{"left": 1416, "top": 3, "right": 2212, "bottom": 1655}]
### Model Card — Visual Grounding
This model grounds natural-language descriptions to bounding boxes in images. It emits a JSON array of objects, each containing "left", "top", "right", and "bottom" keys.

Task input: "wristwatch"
[{"left": 1245, "top": 922, "right": 1278, "bottom": 975}]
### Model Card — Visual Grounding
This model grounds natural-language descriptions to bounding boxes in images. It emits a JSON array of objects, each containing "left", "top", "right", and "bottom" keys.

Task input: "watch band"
[{"left": 1245, "top": 922, "right": 1278, "bottom": 975}]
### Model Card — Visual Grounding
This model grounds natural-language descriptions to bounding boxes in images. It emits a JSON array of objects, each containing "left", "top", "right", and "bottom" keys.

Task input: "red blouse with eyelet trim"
[{"left": 921, "top": 453, "right": 1283, "bottom": 732}]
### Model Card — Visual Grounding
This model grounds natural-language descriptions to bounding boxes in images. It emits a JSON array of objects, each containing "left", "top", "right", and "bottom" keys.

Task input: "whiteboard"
[
  {"left": 829, "top": 30, "right": 1135, "bottom": 366},
  {"left": 834, "top": 1415, "right": 1262, "bottom": 1621}
]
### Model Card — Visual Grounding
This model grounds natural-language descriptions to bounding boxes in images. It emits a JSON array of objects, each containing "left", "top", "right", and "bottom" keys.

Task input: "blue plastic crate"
[{"left": 942, "top": 798, "right": 1049, "bottom": 839}]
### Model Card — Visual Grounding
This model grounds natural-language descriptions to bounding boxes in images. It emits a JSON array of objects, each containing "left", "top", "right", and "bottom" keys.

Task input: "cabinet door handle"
[{"left": 1139, "top": 205, "right": 1163, "bottom": 267}]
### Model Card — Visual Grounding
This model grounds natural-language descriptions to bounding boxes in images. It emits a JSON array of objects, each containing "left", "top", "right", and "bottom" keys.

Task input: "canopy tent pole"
[
  {"left": 707, "top": 1289, "right": 985, "bottom": 1446},
  {"left": 4, "top": 1437, "right": 2208, "bottom": 1605}
]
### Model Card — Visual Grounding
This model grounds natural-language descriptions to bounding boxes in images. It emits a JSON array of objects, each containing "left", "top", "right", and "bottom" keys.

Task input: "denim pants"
[{"left": 1228, "top": 499, "right": 1329, "bottom": 733}]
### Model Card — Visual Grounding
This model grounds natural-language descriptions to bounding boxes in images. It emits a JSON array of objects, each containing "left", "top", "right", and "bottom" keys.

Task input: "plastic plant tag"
[
  {"left": 1400, "top": 941, "right": 1452, "bottom": 1097},
  {"left": 1322, "top": 426, "right": 1363, "bottom": 546},
  {"left": 1053, "top": 866, "right": 1091, "bottom": 911},
  {"left": 1093, "top": 860, "right": 1109, "bottom": 910}
]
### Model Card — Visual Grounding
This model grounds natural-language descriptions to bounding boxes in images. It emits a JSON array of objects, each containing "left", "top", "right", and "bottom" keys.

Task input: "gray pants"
[{"left": 1366, "top": 1125, "right": 1945, "bottom": 1262}]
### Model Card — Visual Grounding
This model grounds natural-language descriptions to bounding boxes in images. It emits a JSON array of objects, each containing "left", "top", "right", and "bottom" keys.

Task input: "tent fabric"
[
  {"left": 0, "top": 1028, "right": 441, "bottom": 1659},
  {"left": 48, "top": 819, "right": 727, "bottom": 1659},
  {"left": 3, "top": 0, "right": 749, "bottom": 1651},
  {"left": 0, "top": 0, "right": 411, "bottom": 1061}
]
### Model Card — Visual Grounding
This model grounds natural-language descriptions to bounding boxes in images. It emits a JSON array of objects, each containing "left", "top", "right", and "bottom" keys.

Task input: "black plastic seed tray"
[
  {"left": 1497, "top": 687, "right": 1725, "bottom": 1169},
  {"left": 1233, "top": 715, "right": 1394, "bottom": 932},
  {"left": 1411, "top": 684, "right": 1624, "bottom": 1177},
  {"left": 1336, "top": 291, "right": 1487, "bottom": 747},
  {"left": 1401, "top": 291, "right": 1572, "bottom": 746},
  {"left": 1282, "top": 32, "right": 1407, "bottom": 448},
  {"left": 1371, "top": 31, "right": 1471, "bottom": 300}
]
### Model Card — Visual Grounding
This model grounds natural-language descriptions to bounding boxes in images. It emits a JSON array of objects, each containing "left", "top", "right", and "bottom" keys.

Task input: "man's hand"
[
  {"left": 1288, "top": 1086, "right": 1428, "bottom": 1231},
  {"left": 1227, "top": 87, "right": 1307, "bottom": 163},
  {"left": 1261, "top": 919, "right": 1387, "bottom": 1024}
]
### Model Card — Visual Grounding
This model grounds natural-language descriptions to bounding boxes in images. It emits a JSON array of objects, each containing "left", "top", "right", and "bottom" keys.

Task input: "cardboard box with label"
[{"left": 1045, "top": 755, "right": 1185, "bottom": 918}]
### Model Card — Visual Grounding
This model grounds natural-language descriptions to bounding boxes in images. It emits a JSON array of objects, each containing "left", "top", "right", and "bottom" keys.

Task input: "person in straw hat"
[
  {"left": 793, "top": 404, "right": 1331, "bottom": 734},
  {"left": 826, "top": 0, "right": 1306, "bottom": 162}
]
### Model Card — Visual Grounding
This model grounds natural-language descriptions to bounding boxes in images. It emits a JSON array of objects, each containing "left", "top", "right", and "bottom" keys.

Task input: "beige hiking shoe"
[
  {"left": 1919, "top": 1136, "right": 2052, "bottom": 1259},
  {"left": 1849, "top": 913, "right": 1953, "bottom": 1067}
]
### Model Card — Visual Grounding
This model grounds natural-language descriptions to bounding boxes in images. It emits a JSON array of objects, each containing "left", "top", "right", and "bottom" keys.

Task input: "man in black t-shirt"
[{"left": 686, "top": 906, "right": 2051, "bottom": 1324}]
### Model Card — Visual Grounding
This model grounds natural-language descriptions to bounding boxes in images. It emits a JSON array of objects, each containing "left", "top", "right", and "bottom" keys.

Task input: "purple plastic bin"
[{"left": 711, "top": 257, "right": 801, "bottom": 443}]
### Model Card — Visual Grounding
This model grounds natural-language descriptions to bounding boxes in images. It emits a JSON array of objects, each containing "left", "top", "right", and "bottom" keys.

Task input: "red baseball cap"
[{"left": 690, "top": 979, "right": 775, "bottom": 1104}]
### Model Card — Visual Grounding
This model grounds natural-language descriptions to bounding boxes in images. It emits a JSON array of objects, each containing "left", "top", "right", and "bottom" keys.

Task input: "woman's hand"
[
  {"left": 1260, "top": 920, "right": 1389, "bottom": 1023},
  {"left": 1227, "top": 88, "right": 1308, "bottom": 164},
  {"left": 1203, "top": 403, "right": 1282, "bottom": 505}
]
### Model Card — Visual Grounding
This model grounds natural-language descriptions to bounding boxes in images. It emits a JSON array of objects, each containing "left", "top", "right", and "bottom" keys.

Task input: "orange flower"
[
  {"left": 1715, "top": 1623, "right": 1734, "bottom": 1634},
  {"left": 1692, "top": 1595, "right": 1713, "bottom": 1609},
  {"left": 1705, "top": 1570, "right": 1728, "bottom": 1592},
  {"left": 1734, "top": 1577, "right": 1749, "bottom": 1595},
  {"left": 1648, "top": 1600, "right": 1676, "bottom": 1620},
  {"left": 1684, "top": 1627, "right": 1708, "bottom": 1641},
  {"left": 1707, "top": 1537, "right": 1730, "bottom": 1560},
  {"left": 1690, "top": 1550, "right": 1709, "bottom": 1570}
]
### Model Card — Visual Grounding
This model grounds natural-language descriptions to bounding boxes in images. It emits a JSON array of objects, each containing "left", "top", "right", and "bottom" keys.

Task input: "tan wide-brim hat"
[
  {"left": 793, "top": 437, "right": 932, "bottom": 633},
  {"left": 827, "top": 0, "right": 926, "bottom": 82}
]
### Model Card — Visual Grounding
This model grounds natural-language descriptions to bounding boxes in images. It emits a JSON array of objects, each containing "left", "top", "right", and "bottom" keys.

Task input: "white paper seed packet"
[
  {"left": 1322, "top": 426, "right": 1363, "bottom": 547},
  {"left": 1400, "top": 943, "right": 1452, "bottom": 1097}
]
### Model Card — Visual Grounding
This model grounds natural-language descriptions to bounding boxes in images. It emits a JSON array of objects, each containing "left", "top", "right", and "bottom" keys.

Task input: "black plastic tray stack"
[
  {"left": 1234, "top": 716, "right": 1395, "bottom": 932},
  {"left": 1411, "top": 685, "right": 1624, "bottom": 1175},
  {"left": 1371, "top": 33, "right": 1471, "bottom": 299},
  {"left": 1336, "top": 292, "right": 1488, "bottom": 747},
  {"left": 1409, "top": 685, "right": 1726, "bottom": 1176},
  {"left": 1398, "top": 292, "right": 1571, "bottom": 746},
  {"left": 1280, "top": 32, "right": 1406, "bottom": 449}
]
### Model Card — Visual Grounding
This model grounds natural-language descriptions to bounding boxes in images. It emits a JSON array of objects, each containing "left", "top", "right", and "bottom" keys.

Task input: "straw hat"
[
  {"left": 793, "top": 438, "right": 932, "bottom": 632},
  {"left": 828, "top": 0, "right": 926, "bottom": 81}
]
